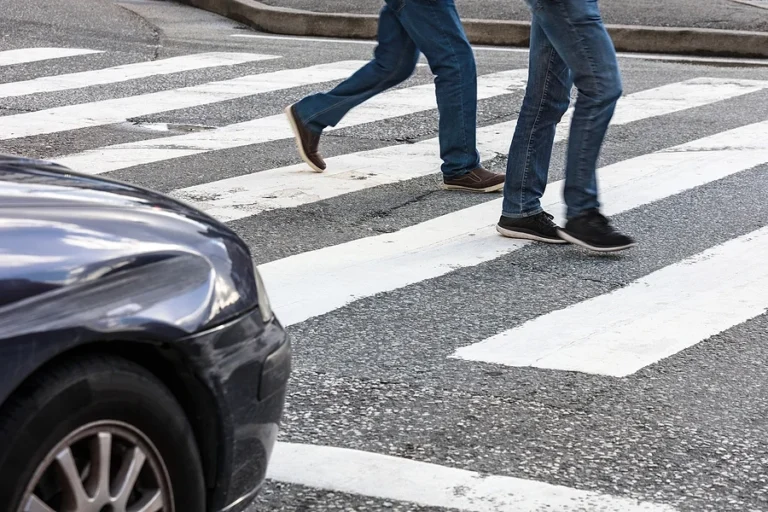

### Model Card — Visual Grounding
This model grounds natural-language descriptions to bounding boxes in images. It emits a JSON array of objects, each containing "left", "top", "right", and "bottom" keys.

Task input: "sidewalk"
[
  {"left": 180, "top": 0, "right": 768, "bottom": 58},
  {"left": 259, "top": 0, "right": 768, "bottom": 33}
]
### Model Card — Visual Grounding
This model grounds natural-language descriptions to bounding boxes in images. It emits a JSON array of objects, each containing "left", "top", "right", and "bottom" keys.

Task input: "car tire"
[{"left": 0, "top": 353, "right": 207, "bottom": 512}]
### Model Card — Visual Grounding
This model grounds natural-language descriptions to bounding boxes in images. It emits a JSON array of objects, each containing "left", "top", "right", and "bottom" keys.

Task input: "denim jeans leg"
[
  {"left": 501, "top": 16, "right": 572, "bottom": 219},
  {"left": 531, "top": 0, "right": 623, "bottom": 219},
  {"left": 293, "top": 4, "right": 420, "bottom": 134},
  {"left": 393, "top": 0, "right": 481, "bottom": 179}
]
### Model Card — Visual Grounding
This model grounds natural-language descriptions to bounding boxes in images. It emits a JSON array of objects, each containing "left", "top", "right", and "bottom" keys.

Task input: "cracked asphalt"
[{"left": 3, "top": 0, "right": 768, "bottom": 511}]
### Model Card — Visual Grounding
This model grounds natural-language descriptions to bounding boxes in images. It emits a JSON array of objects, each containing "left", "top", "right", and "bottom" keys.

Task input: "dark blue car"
[{"left": 0, "top": 154, "right": 291, "bottom": 512}]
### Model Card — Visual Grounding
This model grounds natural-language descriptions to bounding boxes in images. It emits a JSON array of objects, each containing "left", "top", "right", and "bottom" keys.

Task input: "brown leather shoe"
[
  {"left": 442, "top": 167, "right": 505, "bottom": 192},
  {"left": 285, "top": 104, "right": 326, "bottom": 172}
]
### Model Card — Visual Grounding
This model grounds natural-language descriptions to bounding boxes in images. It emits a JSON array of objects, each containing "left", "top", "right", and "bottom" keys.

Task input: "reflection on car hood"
[{"left": 0, "top": 154, "right": 260, "bottom": 331}]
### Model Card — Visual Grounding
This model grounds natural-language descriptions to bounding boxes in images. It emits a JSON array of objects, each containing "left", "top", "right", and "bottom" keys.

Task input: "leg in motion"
[
  {"left": 394, "top": 0, "right": 505, "bottom": 192},
  {"left": 497, "top": 14, "right": 572, "bottom": 244},
  {"left": 285, "top": 3, "right": 420, "bottom": 172},
  {"left": 520, "top": 0, "right": 634, "bottom": 251}
]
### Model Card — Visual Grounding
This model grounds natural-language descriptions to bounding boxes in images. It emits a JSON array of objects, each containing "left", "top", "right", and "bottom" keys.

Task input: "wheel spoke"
[
  {"left": 23, "top": 495, "right": 56, "bottom": 512},
  {"left": 86, "top": 432, "right": 112, "bottom": 499},
  {"left": 112, "top": 446, "right": 147, "bottom": 505},
  {"left": 54, "top": 446, "right": 91, "bottom": 508},
  {"left": 128, "top": 490, "right": 164, "bottom": 512}
]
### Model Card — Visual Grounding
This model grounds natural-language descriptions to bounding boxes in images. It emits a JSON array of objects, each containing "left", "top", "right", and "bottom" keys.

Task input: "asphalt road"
[
  {"left": 259, "top": 0, "right": 768, "bottom": 33},
  {"left": 2, "top": 0, "right": 768, "bottom": 511}
]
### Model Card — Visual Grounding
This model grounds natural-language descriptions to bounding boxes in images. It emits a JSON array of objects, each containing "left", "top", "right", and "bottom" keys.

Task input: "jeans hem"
[{"left": 500, "top": 207, "right": 544, "bottom": 219}]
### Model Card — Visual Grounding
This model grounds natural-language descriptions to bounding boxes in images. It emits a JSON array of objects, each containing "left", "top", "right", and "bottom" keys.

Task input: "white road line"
[
  {"left": 169, "top": 76, "right": 768, "bottom": 222},
  {"left": 0, "top": 52, "right": 278, "bottom": 99},
  {"left": 268, "top": 442, "right": 678, "bottom": 512},
  {"left": 451, "top": 226, "right": 768, "bottom": 377},
  {"left": 0, "top": 60, "right": 365, "bottom": 141},
  {"left": 0, "top": 47, "right": 102, "bottom": 67},
  {"left": 258, "top": 119, "right": 768, "bottom": 327},
  {"left": 56, "top": 68, "right": 528, "bottom": 174},
  {"left": 171, "top": 121, "right": 509, "bottom": 220}
]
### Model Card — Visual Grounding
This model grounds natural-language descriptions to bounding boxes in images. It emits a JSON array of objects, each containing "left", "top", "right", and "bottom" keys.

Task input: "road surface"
[{"left": 2, "top": 1, "right": 768, "bottom": 511}]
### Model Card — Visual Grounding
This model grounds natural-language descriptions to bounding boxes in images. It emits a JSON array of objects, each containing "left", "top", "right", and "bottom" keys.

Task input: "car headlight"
[{"left": 253, "top": 262, "right": 274, "bottom": 323}]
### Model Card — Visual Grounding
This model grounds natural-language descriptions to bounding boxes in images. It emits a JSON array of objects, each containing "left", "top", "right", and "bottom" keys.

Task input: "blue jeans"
[
  {"left": 501, "top": 0, "right": 623, "bottom": 220},
  {"left": 292, "top": 0, "right": 480, "bottom": 179}
]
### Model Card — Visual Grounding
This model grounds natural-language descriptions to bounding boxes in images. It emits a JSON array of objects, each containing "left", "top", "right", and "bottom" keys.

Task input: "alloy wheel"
[{"left": 19, "top": 420, "right": 174, "bottom": 512}]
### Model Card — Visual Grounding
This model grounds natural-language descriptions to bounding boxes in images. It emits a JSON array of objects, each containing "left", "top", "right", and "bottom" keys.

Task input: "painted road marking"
[
  {"left": 267, "top": 442, "right": 678, "bottom": 511},
  {"left": 0, "top": 47, "right": 101, "bottom": 67},
  {"left": 54, "top": 68, "right": 527, "bottom": 175},
  {"left": 452, "top": 226, "right": 768, "bottom": 377},
  {"left": 0, "top": 52, "right": 277, "bottom": 99},
  {"left": 169, "top": 77, "right": 768, "bottom": 221},
  {"left": 0, "top": 60, "right": 373, "bottom": 141},
  {"left": 257, "top": 119, "right": 768, "bottom": 326}
]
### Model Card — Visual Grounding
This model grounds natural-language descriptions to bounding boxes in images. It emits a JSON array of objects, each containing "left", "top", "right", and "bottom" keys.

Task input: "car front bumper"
[{"left": 182, "top": 307, "right": 291, "bottom": 512}]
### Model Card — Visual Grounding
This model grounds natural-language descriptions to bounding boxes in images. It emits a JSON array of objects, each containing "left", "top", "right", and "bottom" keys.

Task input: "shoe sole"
[
  {"left": 284, "top": 104, "right": 324, "bottom": 173},
  {"left": 442, "top": 181, "right": 504, "bottom": 193},
  {"left": 496, "top": 224, "right": 568, "bottom": 244},
  {"left": 556, "top": 229, "right": 636, "bottom": 252}
]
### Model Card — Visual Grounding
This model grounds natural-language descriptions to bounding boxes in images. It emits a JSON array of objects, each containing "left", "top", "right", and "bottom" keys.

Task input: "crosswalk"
[{"left": 3, "top": 45, "right": 767, "bottom": 511}]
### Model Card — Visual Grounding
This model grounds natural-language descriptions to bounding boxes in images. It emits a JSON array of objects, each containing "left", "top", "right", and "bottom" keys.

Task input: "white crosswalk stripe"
[
  {"left": 3, "top": 46, "right": 766, "bottom": 371},
  {"left": 256, "top": 118, "right": 768, "bottom": 326},
  {"left": 0, "top": 59, "right": 369, "bottom": 141},
  {"left": 2, "top": 46, "right": 766, "bottom": 511},
  {"left": 169, "top": 77, "right": 768, "bottom": 221},
  {"left": 0, "top": 47, "right": 101, "bottom": 67},
  {"left": 451, "top": 225, "right": 768, "bottom": 377},
  {"left": 0, "top": 52, "right": 277, "bottom": 99},
  {"left": 55, "top": 67, "right": 525, "bottom": 175}
]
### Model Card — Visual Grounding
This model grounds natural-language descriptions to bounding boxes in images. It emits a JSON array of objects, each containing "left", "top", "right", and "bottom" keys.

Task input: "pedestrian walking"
[
  {"left": 496, "top": 0, "right": 636, "bottom": 252},
  {"left": 285, "top": 0, "right": 505, "bottom": 192}
]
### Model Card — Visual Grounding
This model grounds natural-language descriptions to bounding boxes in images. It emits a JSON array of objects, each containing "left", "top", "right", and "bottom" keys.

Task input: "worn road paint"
[
  {"left": 0, "top": 47, "right": 101, "bottom": 67},
  {"left": 267, "top": 442, "right": 679, "bottom": 511},
  {"left": 55, "top": 68, "right": 527, "bottom": 175},
  {"left": 0, "top": 52, "right": 277, "bottom": 99},
  {"left": 453, "top": 226, "right": 768, "bottom": 376},
  {"left": 257, "top": 119, "right": 768, "bottom": 327},
  {"left": 169, "top": 77, "right": 768, "bottom": 221},
  {"left": 0, "top": 60, "right": 379, "bottom": 141}
]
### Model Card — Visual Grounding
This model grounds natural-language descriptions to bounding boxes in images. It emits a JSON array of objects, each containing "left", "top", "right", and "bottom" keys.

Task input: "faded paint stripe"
[
  {"left": 0, "top": 52, "right": 277, "bottom": 99},
  {"left": 268, "top": 442, "right": 678, "bottom": 511},
  {"left": 55, "top": 68, "right": 528, "bottom": 175},
  {"left": 0, "top": 47, "right": 101, "bottom": 67},
  {"left": 0, "top": 60, "right": 368, "bottom": 141},
  {"left": 170, "top": 77, "right": 768, "bottom": 221},
  {"left": 451, "top": 226, "right": 768, "bottom": 377},
  {"left": 257, "top": 119, "right": 768, "bottom": 327}
]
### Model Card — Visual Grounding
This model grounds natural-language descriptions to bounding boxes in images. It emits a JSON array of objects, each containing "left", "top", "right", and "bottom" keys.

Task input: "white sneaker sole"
[
  {"left": 284, "top": 104, "right": 324, "bottom": 173},
  {"left": 442, "top": 181, "right": 504, "bottom": 193},
  {"left": 496, "top": 224, "right": 569, "bottom": 244}
]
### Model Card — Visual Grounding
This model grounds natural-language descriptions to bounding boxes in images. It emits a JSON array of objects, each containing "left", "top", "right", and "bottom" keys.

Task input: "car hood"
[{"left": 0, "top": 155, "right": 260, "bottom": 333}]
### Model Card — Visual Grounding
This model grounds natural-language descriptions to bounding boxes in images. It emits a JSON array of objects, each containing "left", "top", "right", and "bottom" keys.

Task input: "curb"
[{"left": 180, "top": 0, "right": 768, "bottom": 59}]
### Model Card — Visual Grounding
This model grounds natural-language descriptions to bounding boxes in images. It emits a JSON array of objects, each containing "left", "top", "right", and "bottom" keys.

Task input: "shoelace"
[
  {"left": 535, "top": 212, "right": 557, "bottom": 229},
  {"left": 584, "top": 211, "right": 618, "bottom": 235}
]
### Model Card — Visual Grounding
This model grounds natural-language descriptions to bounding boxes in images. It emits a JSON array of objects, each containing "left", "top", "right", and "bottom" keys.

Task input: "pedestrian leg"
[
  {"left": 513, "top": 0, "right": 635, "bottom": 251},
  {"left": 497, "top": 14, "right": 572, "bottom": 244},
  {"left": 285, "top": 4, "right": 420, "bottom": 172},
  {"left": 390, "top": 0, "right": 505, "bottom": 191}
]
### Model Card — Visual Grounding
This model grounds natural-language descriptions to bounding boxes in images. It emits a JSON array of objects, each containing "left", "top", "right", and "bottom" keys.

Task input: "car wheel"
[{"left": 0, "top": 354, "right": 207, "bottom": 512}]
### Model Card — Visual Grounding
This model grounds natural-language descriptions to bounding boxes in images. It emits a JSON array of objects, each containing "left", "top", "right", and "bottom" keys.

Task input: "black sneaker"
[
  {"left": 557, "top": 209, "right": 636, "bottom": 252},
  {"left": 496, "top": 211, "right": 567, "bottom": 244}
]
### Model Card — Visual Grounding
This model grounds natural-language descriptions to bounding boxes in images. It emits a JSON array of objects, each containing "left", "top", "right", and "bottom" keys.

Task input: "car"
[{"left": 0, "top": 154, "right": 291, "bottom": 512}]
